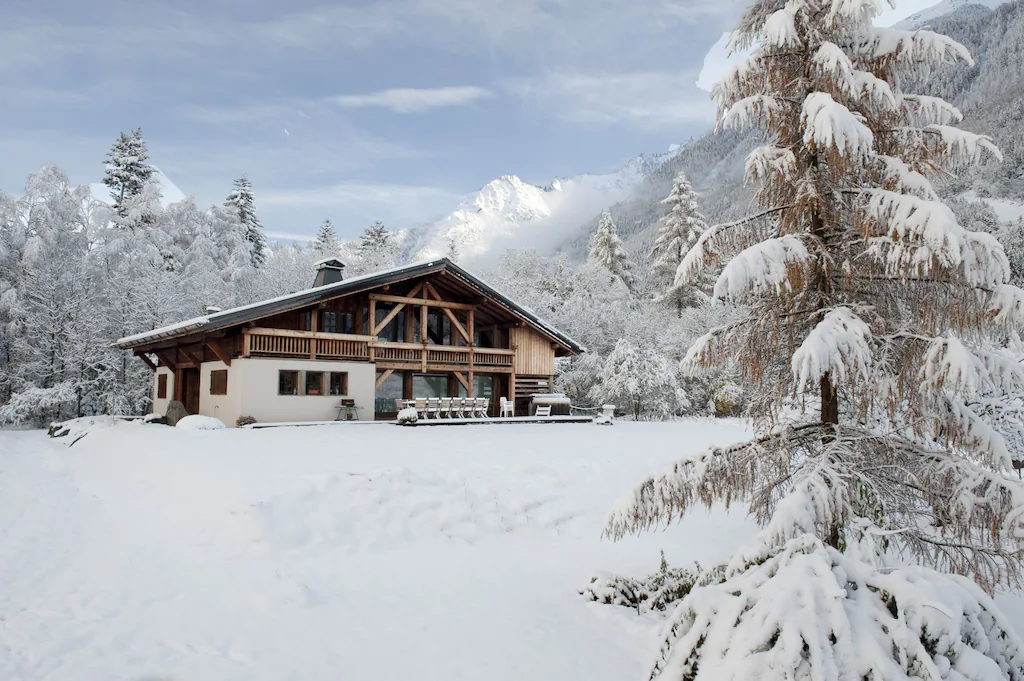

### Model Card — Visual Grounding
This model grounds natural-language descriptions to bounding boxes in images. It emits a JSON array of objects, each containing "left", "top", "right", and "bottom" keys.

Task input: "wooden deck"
[{"left": 399, "top": 415, "right": 593, "bottom": 426}]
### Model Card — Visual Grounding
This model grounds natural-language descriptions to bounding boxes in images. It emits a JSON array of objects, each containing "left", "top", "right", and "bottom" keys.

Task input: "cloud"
[
  {"left": 258, "top": 181, "right": 463, "bottom": 233},
  {"left": 262, "top": 181, "right": 461, "bottom": 209},
  {"left": 330, "top": 86, "right": 493, "bottom": 114},
  {"left": 506, "top": 72, "right": 717, "bottom": 131}
]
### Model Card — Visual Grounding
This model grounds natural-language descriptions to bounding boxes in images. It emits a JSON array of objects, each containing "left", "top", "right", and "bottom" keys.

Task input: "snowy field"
[{"left": 2, "top": 419, "right": 1023, "bottom": 681}]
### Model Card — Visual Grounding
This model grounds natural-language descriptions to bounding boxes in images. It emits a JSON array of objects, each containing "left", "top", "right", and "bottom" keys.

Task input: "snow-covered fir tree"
[
  {"left": 313, "top": 219, "right": 340, "bottom": 256},
  {"left": 605, "top": 0, "right": 1024, "bottom": 676},
  {"left": 102, "top": 128, "right": 154, "bottom": 217},
  {"left": 650, "top": 172, "right": 708, "bottom": 312},
  {"left": 588, "top": 209, "right": 634, "bottom": 288},
  {"left": 356, "top": 221, "right": 399, "bottom": 273},
  {"left": 446, "top": 236, "right": 460, "bottom": 263},
  {"left": 224, "top": 175, "right": 267, "bottom": 268}
]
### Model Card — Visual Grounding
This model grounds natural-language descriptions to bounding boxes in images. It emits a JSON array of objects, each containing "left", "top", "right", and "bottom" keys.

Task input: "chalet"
[{"left": 115, "top": 258, "right": 584, "bottom": 425}]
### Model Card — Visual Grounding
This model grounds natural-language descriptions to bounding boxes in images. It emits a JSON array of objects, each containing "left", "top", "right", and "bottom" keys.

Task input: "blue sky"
[{"left": 1, "top": 0, "right": 941, "bottom": 240}]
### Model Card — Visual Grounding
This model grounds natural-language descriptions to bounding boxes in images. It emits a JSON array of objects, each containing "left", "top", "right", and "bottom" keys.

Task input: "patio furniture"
[
  {"left": 425, "top": 397, "right": 441, "bottom": 419},
  {"left": 413, "top": 398, "right": 427, "bottom": 419},
  {"left": 499, "top": 396, "right": 514, "bottom": 418},
  {"left": 335, "top": 399, "right": 360, "bottom": 421},
  {"left": 534, "top": 405, "right": 552, "bottom": 417},
  {"left": 394, "top": 398, "right": 406, "bottom": 413},
  {"left": 474, "top": 398, "right": 489, "bottom": 418},
  {"left": 439, "top": 397, "right": 453, "bottom": 418}
]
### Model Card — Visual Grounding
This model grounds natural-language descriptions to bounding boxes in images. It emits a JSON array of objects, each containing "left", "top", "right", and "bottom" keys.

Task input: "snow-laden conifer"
[
  {"left": 355, "top": 221, "right": 399, "bottom": 274},
  {"left": 651, "top": 173, "right": 708, "bottom": 312},
  {"left": 313, "top": 219, "right": 340, "bottom": 256},
  {"left": 589, "top": 209, "right": 634, "bottom": 288},
  {"left": 102, "top": 128, "right": 154, "bottom": 217},
  {"left": 224, "top": 175, "right": 267, "bottom": 268},
  {"left": 604, "top": 0, "right": 1024, "bottom": 676}
]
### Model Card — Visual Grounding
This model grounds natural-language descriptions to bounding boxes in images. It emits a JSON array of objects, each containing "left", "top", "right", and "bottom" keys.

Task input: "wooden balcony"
[{"left": 242, "top": 327, "right": 515, "bottom": 372}]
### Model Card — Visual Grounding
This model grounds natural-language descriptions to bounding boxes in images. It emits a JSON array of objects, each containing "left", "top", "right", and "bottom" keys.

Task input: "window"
[
  {"left": 304, "top": 311, "right": 312, "bottom": 331},
  {"left": 305, "top": 371, "right": 324, "bottom": 395},
  {"left": 157, "top": 374, "right": 168, "bottom": 399},
  {"left": 322, "top": 311, "right": 337, "bottom": 333},
  {"left": 210, "top": 370, "right": 228, "bottom": 395},
  {"left": 279, "top": 370, "right": 299, "bottom": 395},
  {"left": 329, "top": 372, "right": 348, "bottom": 396},
  {"left": 341, "top": 313, "right": 354, "bottom": 334}
]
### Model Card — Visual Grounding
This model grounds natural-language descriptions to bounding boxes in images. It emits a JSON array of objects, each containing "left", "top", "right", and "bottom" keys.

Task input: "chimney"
[{"left": 313, "top": 258, "right": 345, "bottom": 287}]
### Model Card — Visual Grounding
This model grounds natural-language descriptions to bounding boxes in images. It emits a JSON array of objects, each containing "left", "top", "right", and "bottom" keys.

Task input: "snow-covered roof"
[{"left": 115, "top": 258, "right": 585, "bottom": 354}]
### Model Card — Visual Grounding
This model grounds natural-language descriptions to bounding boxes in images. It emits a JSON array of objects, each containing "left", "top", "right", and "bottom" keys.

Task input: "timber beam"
[
  {"left": 206, "top": 340, "right": 232, "bottom": 366},
  {"left": 368, "top": 293, "right": 475, "bottom": 311}
]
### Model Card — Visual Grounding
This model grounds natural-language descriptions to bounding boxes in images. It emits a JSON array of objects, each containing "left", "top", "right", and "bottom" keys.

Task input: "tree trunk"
[{"left": 820, "top": 372, "right": 838, "bottom": 425}]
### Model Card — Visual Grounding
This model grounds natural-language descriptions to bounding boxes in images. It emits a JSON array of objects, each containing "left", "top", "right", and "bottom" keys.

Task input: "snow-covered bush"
[
  {"left": 711, "top": 381, "right": 744, "bottom": 417},
  {"left": 644, "top": 534, "right": 1024, "bottom": 681},
  {"left": 236, "top": 415, "right": 257, "bottom": 427},
  {"left": 396, "top": 407, "right": 419, "bottom": 425},
  {"left": 175, "top": 415, "right": 226, "bottom": 430}
]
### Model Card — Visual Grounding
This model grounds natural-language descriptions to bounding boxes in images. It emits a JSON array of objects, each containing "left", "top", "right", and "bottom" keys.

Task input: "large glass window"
[
  {"left": 322, "top": 311, "right": 337, "bottom": 333},
  {"left": 305, "top": 371, "right": 324, "bottom": 395},
  {"left": 375, "top": 371, "right": 403, "bottom": 413},
  {"left": 279, "top": 370, "right": 299, "bottom": 395},
  {"left": 329, "top": 372, "right": 348, "bottom": 396},
  {"left": 413, "top": 374, "right": 447, "bottom": 398}
]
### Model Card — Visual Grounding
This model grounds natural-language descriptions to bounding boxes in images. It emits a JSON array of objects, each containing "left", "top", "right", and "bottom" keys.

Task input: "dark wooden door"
[{"left": 181, "top": 368, "right": 200, "bottom": 414}]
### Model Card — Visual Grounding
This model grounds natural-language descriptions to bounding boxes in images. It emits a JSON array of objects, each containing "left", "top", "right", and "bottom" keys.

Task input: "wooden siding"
[{"left": 510, "top": 327, "right": 555, "bottom": 376}]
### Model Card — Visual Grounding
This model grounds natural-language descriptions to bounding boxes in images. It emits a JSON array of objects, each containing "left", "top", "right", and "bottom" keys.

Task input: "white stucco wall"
[
  {"left": 198, "top": 360, "right": 244, "bottom": 427},
  {"left": 235, "top": 358, "right": 376, "bottom": 424},
  {"left": 152, "top": 367, "right": 174, "bottom": 416}
]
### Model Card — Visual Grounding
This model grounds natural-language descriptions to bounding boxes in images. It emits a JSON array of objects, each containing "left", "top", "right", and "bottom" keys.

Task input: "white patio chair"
[
  {"left": 426, "top": 397, "right": 441, "bottom": 419},
  {"left": 449, "top": 397, "right": 464, "bottom": 418},
  {"left": 499, "top": 396, "right": 514, "bottom": 418},
  {"left": 534, "top": 405, "right": 552, "bottom": 417},
  {"left": 439, "top": 397, "right": 453, "bottom": 418},
  {"left": 478, "top": 398, "right": 490, "bottom": 418}
]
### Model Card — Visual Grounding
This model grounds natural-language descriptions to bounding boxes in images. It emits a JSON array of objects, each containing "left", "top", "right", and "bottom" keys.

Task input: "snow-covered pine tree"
[
  {"left": 605, "top": 0, "right": 1024, "bottom": 676},
  {"left": 314, "top": 219, "right": 340, "bottom": 256},
  {"left": 356, "top": 220, "right": 398, "bottom": 273},
  {"left": 446, "top": 236, "right": 460, "bottom": 263},
  {"left": 650, "top": 173, "right": 709, "bottom": 312},
  {"left": 589, "top": 209, "right": 634, "bottom": 288},
  {"left": 224, "top": 175, "right": 267, "bottom": 268},
  {"left": 102, "top": 128, "right": 154, "bottom": 217}
]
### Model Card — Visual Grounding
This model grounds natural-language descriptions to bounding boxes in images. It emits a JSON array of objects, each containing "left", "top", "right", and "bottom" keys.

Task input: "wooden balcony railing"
[{"left": 243, "top": 327, "right": 514, "bottom": 370}]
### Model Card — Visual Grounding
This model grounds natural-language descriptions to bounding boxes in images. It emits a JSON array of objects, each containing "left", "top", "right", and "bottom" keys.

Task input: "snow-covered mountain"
[
  {"left": 895, "top": 0, "right": 1008, "bottom": 27},
  {"left": 406, "top": 148, "right": 682, "bottom": 262},
  {"left": 89, "top": 166, "right": 187, "bottom": 208}
]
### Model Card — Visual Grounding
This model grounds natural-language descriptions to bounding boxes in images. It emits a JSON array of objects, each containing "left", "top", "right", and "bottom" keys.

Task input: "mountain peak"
[{"left": 408, "top": 148, "right": 678, "bottom": 262}]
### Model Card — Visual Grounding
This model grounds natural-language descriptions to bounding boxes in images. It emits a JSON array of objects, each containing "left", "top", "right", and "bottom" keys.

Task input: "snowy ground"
[{"left": 1, "top": 420, "right": 1023, "bottom": 681}]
